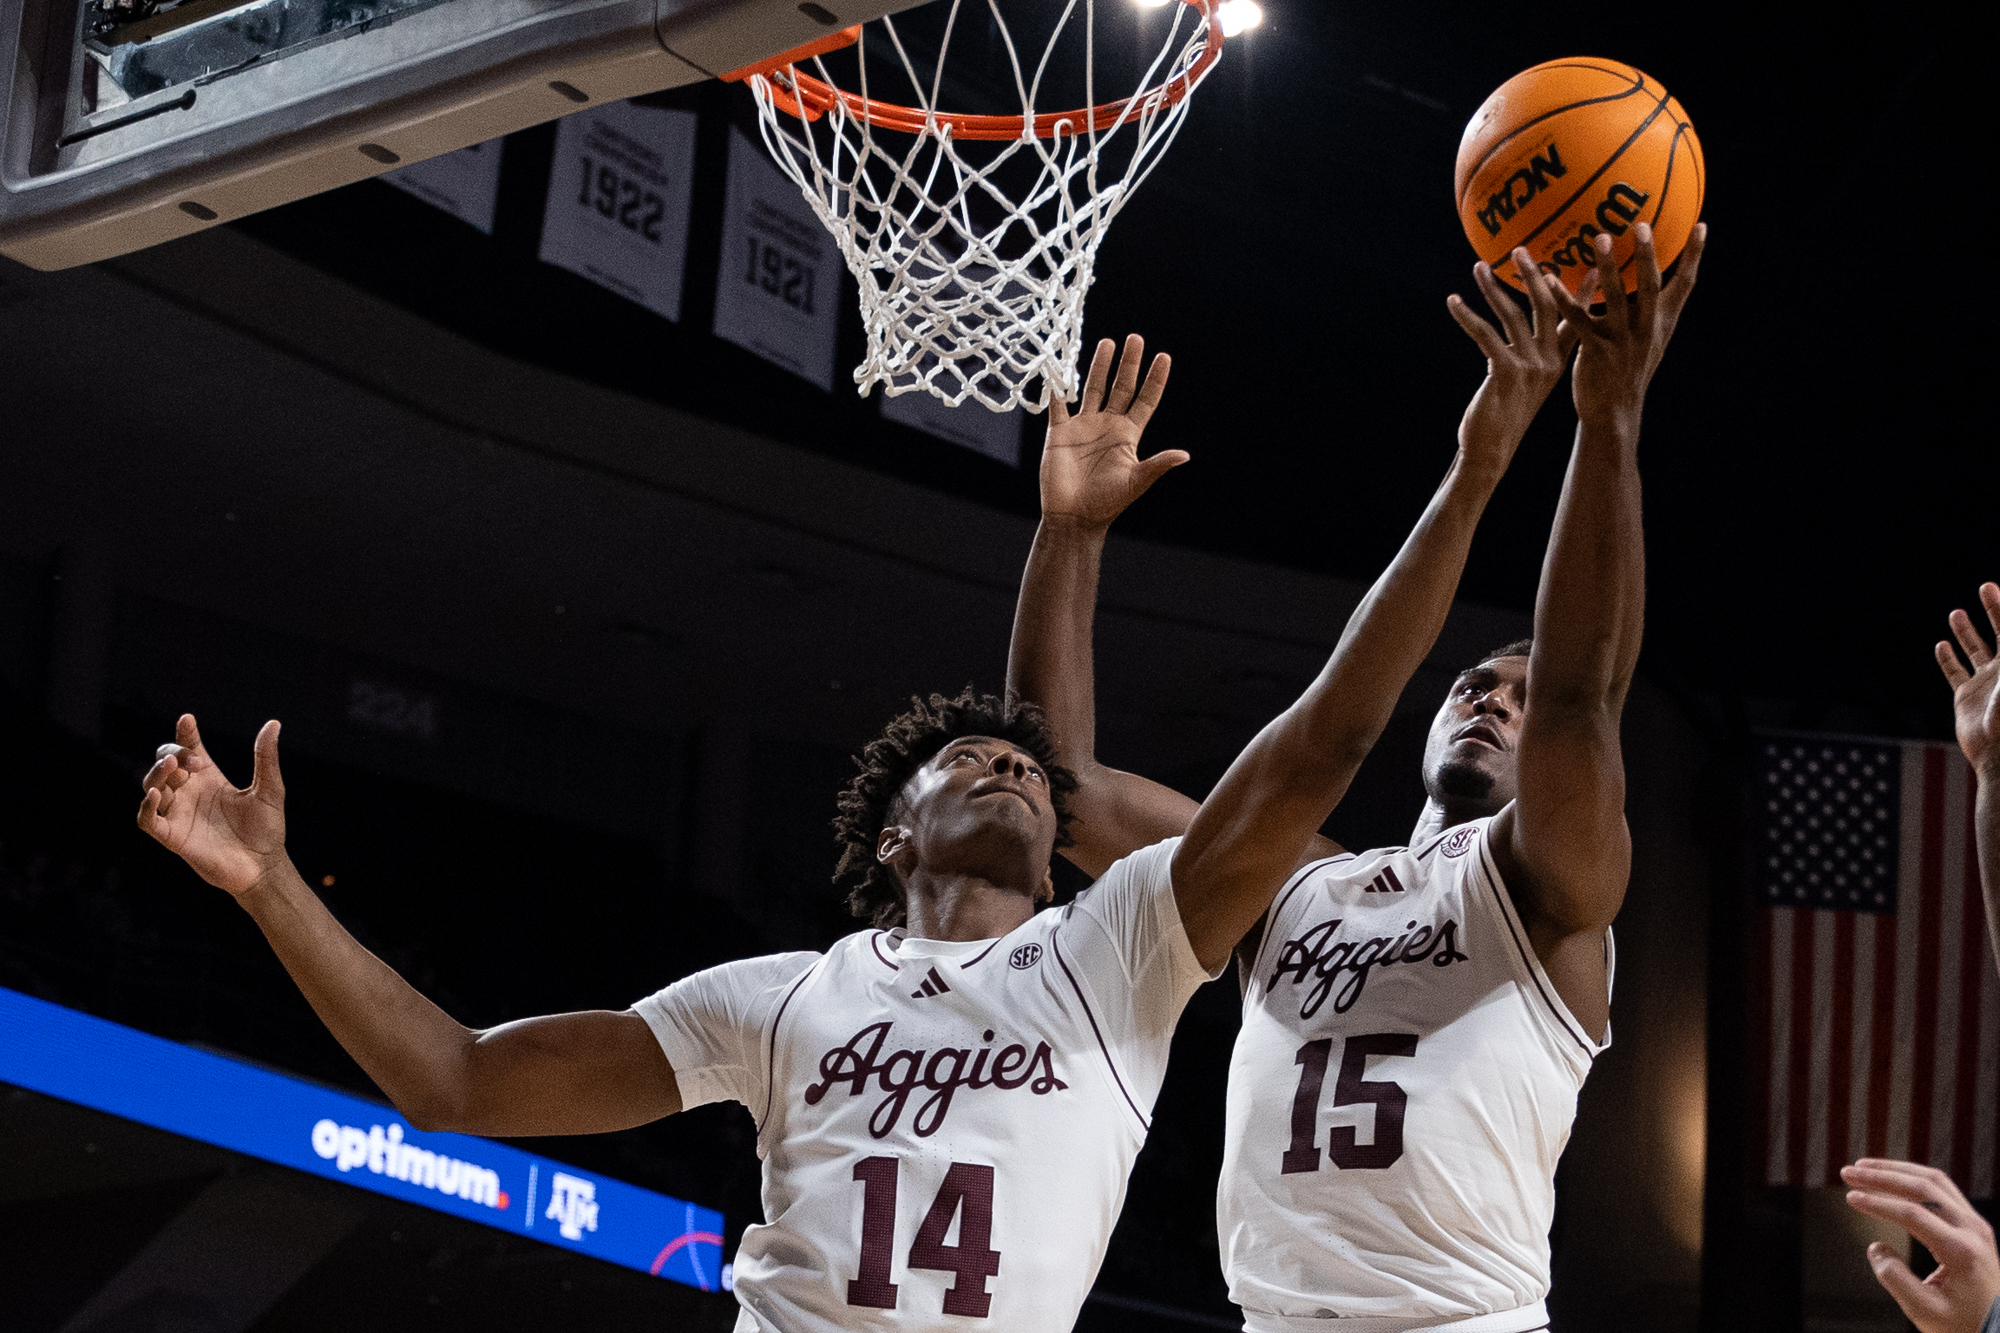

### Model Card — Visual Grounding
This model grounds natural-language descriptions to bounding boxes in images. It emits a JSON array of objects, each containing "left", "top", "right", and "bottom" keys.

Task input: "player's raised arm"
[
  {"left": 137, "top": 715, "right": 681, "bottom": 1136},
  {"left": 1170, "top": 252, "right": 1576, "bottom": 972},
  {"left": 1006, "top": 334, "right": 1202, "bottom": 877},
  {"left": 1491, "top": 221, "right": 1706, "bottom": 1037},
  {"left": 1937, "top": 581, "right": 2000, "bottom": 976}
]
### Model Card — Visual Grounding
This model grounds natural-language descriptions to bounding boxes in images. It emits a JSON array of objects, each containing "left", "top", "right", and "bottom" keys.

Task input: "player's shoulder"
[{"left": 1065, "top": 835, "right": 1183, "bottom": 914}]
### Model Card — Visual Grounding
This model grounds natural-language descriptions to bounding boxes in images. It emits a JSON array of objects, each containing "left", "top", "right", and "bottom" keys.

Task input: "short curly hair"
[{"left": 832, "top": 688, "right": 1078, "bottom": 929}]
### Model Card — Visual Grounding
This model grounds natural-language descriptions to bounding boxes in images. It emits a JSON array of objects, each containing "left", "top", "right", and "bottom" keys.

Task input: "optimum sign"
[
  {"left": 312, "top": 1118, "right": 506, "bottom": 1210},
  {"left": 0, "top": 985, "right": 724, "bottom": 1291}
]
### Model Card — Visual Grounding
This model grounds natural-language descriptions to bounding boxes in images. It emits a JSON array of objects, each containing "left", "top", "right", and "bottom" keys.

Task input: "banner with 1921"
[
  {"left": 712, "top": 128, "right": 839, "bottom": 391},
  {"left": 538, "top": 102, "right": 698, "bottom": 322}
]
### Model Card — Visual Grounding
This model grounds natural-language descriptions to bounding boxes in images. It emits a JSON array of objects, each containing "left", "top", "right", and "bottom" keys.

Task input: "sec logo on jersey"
[
  {"left": 1441, "top": 827, "right": 1476, "bottom": 858},
  {"left": 1010, "top": 943, "right": 1043, "bottom": 970}
]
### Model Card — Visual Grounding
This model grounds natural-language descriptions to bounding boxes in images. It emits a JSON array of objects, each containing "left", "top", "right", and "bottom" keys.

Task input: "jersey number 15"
[{"left": 1281, "top": 1032, "right": 1419, "bottom": 1174}]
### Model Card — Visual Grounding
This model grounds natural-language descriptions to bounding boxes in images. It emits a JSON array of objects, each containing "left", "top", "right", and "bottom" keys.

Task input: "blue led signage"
[{"left": 0, "top": 986, "right": 725, "bottom": 1292}]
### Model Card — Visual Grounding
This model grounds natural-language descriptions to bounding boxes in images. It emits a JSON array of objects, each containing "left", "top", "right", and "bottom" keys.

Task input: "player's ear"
[{"left": 877, "top": 825, "right": 911, "bottom": 865}]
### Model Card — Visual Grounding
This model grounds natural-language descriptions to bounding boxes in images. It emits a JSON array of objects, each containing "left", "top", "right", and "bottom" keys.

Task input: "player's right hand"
[
  {"left": 1937, "top": 582, "right": 2000, "bottom": 781},
  {"left": 137, "top": 714, "right": 289, "bottom": 898},
  {"left": 1842, "top": 1158, "right": 2000, "bottom": 1333},
  {"left": 1040, "top": 334, "right": 1182, "bottom": 533}
]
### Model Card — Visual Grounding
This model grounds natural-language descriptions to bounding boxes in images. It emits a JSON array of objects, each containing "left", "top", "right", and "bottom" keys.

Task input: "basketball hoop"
[{"left": 723, "top": 1, "right": 1223, "bottom": 413}]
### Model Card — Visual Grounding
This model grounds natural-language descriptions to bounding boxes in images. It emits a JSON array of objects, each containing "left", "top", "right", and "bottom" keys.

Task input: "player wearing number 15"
[
  {"left": 1009, "top": 226, "right": 1706, "bottom": 1329},
  {"left": 134, "top": 340, "right": 1229, "bottom": 1333}
]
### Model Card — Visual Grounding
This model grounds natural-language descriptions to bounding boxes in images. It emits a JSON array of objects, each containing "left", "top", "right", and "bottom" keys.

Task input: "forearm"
[
  {"left": 1008, "top": 517, "right": 1108, "bottom": 769},
  {"left": 1174, "top": 452, "right": 1502, "bottom": 964},
  {"left": 238, "top": 858, "right": 480, "bottom": 1127},
  {"left": 1529, "top": 416, "right": 1644, "bottom": 707},
  {"left": 1980, "top": 770, "right": 2000, "bottom": 976}
]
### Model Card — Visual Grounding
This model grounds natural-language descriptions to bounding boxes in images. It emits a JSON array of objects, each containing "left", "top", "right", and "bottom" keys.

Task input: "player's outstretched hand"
[
  {"left": 1549, "top": 220, "right": 1707, "bottom": 430},
  {"left": 1937, "top": 583, "right": 2000, "bottom": 780},
  {"left": 1446, "top": 245, "right": 1582, "bottom": 472},
  {"left": 137, "top": 714, "right": 289, "bottom": 897},
  {"left": 1041, "top": 334, "right": 1181, "bottom": 533},
  {"left": 1842, "top": 1158, "right": 2000, "bottom": 1333}
]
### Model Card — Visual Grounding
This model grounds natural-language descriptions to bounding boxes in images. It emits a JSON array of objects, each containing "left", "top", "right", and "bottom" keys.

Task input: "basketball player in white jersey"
[
  {"left": 130, "top": 335, "right": 1325, "bottom": 1332},
  {"left": 1008, "top": 223, "right": 1706, "bottom": 1331}
]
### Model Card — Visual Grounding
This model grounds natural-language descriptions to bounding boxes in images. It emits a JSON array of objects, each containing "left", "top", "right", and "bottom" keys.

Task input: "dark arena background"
[{"left": 0, "top": 3, "right": 1987, "bottom": 1332}]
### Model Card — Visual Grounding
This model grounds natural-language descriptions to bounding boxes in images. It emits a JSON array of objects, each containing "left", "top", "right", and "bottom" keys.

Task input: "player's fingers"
[
  {"left": 251, "top": 720, "right": 285, "bottom": 804},
  {"left": 1131, "top": 450, "right": 1191, "bottom": 496},
  {"left": 137, "top": 786, "right": 168, "bottom": 838},
  {"left": 1632, "top": 222, "right": 1662, "bottom": 327},
  {"left": 1515, "top": 249, "right": 1559, "bottom": 340},
  {"left": 143, "top": 750, "right": 179, "bottom": 790},
  {"left": 1665, "top": 221, "right": 1708, "bottom": 305},
  {"left": 1079, "top": 338, "right": 1115, "bottom": 416},
  {"left": 1471, "top": 263, "right": 1530, "bottom": 347},
  {"left": 1846, "top": 1160, "right": 1981, "bottom": 1215},
  {"left": 1048, "top": 393, "right": 1071, "bottom": 429},
  {"left": 1845, "top": 1189, "right": 1960, "bottom": 1253},
  {"left": 1939, "top": 641, "right": 1972, "bottom": 690},
  {"left": 1107, "top": 333, "right": 1145, "bottom": 415},
  {"left": 1591, "top": 232, "right": 1628, "bottom": 337},
  {"left": 1950, "top": 609, "right": 1993, "bottom": 669},
  {"left": 1446, "top": 294, "right": 1508, "bottom": 360},
  {"left": 1543, "top": 276, "right": 1601, "bottom": 338},
  {"left": 1865, "top": 1245, "right": 1948, "bottom": 1323},
  {"left": 1980, "top": 582, "right": 2000, "bottom": 640},
  {"left": 1127, "top": 352, "right": 1172, "bottom": 429}
]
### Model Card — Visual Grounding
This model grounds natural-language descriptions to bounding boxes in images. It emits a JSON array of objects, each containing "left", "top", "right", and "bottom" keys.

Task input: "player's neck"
[
  {"left": 901, "top": 872, "right": 1040, "bottom": 943},
  {"left": 1409, "top": 796, "right": 1492, "bottom": 847}
]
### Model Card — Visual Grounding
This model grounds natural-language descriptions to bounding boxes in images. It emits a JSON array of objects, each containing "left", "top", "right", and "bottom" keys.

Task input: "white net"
[{"left": 746, "top": 0, "right": 1219, "bottom": 413}]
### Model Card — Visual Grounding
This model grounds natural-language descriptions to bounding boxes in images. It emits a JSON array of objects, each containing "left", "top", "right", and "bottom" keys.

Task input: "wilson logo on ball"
[
  {"left": 1538, "top": 183, "right": 1652, "bottom": 275},
  {"left": 1474, "top": 144, "right": 1568, "bottom": 237}
]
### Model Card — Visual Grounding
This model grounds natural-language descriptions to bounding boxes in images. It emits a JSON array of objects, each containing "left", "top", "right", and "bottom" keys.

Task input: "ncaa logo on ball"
[
  {"left": 1010, "top": 943, "right": 1043, "bottom": 970},
  {"left": 1442, "top": 827, "right": 1477, "bottom": 858}
]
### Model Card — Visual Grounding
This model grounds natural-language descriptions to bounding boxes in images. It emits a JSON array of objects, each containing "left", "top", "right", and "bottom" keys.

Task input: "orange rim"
[{"left": 724, "top": 2, "right": 1222, "bottom": 142}]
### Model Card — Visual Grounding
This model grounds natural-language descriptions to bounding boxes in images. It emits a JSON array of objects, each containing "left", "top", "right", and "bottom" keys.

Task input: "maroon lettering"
[
  {"left": 908, "top": 1162, "right": 1003, "bottom": 1316},
  {"left": 805, "top": 1023, "right": 1067, "bottom": 1136},
  {"left": 845, "top": 1156, "right": 900, "bottom": 1308},
  {"left": 1270, "top": 915, "right": 1470, "bottom": 1019},
  {"left": 1326, "top": 1032, "right": 1418, "bottom": 1170},
  {"left": 1281, "top": 1038, "right": 1332, "bottom": 1174}
]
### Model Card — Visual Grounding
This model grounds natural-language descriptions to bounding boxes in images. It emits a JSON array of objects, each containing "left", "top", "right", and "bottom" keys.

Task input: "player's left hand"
[
  {"left": 1040, "top": 334, "right": 1181, "bottom": 534},
  {"left": 1842, "top": 1159, "right": 2000, "bottom": 1333},
  {"left": 1550, "top": 220, "right": 1707, "bottom": 431},
  {"left": 1937, "top": 582, "right": 2000, "bottom": 780},
  {"left": 1446, "top": 245, "right": 1582, "bottom": 475}
]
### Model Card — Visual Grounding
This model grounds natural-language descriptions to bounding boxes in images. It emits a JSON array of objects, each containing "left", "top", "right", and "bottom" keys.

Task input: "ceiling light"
[{"left": 1217, "top": 0, "right": 1263, "bottom": 35}]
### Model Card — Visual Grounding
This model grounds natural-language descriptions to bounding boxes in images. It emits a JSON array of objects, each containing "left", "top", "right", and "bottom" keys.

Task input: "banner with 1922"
[
  {"left": 538, "top": 102, "right": 698, "bottom": 322},
  {"left": 712, "top": 128, "right": 839, "bottom": 391}
]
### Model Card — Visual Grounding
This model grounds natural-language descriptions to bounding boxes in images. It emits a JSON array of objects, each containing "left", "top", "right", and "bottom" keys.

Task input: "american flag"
[{"left": 1754, "top": 733, "right": 2000, "bottom": 1196}]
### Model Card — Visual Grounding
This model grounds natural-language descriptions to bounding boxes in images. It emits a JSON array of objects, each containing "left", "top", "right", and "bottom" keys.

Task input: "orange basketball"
[{"left": 1455, "top": 58, "right": 1704, "bottom": 301}]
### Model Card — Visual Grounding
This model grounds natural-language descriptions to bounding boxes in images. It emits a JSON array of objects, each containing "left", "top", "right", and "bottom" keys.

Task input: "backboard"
[{"left": 0, "top": 0, "right": 926, "bottom": 269}]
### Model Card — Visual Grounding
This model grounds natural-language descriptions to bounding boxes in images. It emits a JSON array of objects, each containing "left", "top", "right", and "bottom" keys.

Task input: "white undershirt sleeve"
[{"left": 632, "top": 951, "right": 821, "bottom": 1114}]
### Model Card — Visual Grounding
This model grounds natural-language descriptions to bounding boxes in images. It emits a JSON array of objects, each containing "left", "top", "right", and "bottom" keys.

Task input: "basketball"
[{"left": 1455, "top": 57, "right": 1704, "bottom": 300}]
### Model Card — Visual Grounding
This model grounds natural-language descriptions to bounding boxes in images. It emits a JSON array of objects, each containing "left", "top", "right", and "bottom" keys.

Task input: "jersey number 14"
[
  {"left": 846, "top": 1157, "right": 1003, "bottom": 1316},
  {"left": 1281, "top": 1032, "right": 1419, "bottom": 1173}
]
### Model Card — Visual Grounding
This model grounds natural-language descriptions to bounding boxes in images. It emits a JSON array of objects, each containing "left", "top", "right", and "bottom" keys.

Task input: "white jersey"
[
  {"left": 1219, "top": 818, "right": 1613, "bottom": 1333},
  {"left": 636, "top": 838, "right": 1216, "bottom": 1333}
]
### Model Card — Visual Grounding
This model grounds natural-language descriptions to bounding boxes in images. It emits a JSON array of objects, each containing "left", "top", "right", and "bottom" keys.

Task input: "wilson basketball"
[{"left": 1455, "top": 58, "right": 1704, "bottom": 300}]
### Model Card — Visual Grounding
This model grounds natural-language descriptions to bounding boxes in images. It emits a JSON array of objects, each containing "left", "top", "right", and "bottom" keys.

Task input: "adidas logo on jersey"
[
  {"left": 911, "top": 967, "right": 953, "bottom": 999},
  {"left": 1360, "top": 868, "right": 1406, "bottom": 894},
  {"left": 805, "top": 1020, "right": 1068, "bottom": 1137},
  {"left": 1269, "top": 915, "right": 1471, "bottom": 1019}
]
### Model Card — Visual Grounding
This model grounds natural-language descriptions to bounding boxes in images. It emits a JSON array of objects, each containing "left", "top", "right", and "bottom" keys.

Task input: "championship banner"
[
  {"left": 712, "top": 128, "right": 839, "bottom": 390},
  {"left": 383, "top": 139, "right": 506, "bottom": 234},
  {"left": 538, "top": 102, "right": 700, "bottom": 322},
  {"left": 0, "top": 986, "right": 727, "bottom": 1291},
  {"left": 1752, "top": 732, "right": 2000, "bottom": 1197},
  {"left": 881, "top": 391, "right": 1025, "bottom": 467}
]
